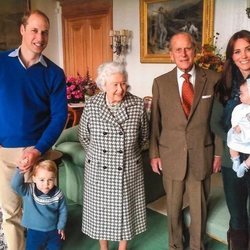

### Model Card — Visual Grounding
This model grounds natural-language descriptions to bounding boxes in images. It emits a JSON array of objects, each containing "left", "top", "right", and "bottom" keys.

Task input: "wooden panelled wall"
[{"left": 59, "top": 0, "right": 113, "bottom": 79}]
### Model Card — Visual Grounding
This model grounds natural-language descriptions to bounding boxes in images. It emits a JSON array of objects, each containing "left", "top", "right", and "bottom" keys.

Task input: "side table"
[{"left": 67, "top": 103, "right": 84, "bottom": 127}]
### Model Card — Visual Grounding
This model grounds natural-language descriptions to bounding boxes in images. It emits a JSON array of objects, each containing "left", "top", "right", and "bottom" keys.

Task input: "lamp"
[
  {"left": 247, "top": 0, "right": 250, "bottom": 18},
  {"left": 109, "top": 29, "right": 130, "bottom": 56}
]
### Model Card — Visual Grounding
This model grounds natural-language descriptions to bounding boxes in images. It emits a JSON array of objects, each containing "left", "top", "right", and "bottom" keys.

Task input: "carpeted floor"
[
  {"left": 0, "top": 202, "right": 227, "bottom": 250},
  {"left": 61, "top": 201, "right": 227, "bottom": 250},
  {"left": 62, "top": 202, "right": 170, "bottom": 250},
  {"left": 0, "top": 169, "right": 228, "bottom": 250}
]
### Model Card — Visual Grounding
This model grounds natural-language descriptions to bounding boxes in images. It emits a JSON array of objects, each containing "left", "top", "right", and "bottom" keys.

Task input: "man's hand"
[
  {"left": 151, "top": 158, "right": 162, "bottom": 175},
  {"left": 213, "top": 155, "right": 221, "bottom": 173},
  {"left": 18, "top": 148, "right": 41, "bottom": 173}
]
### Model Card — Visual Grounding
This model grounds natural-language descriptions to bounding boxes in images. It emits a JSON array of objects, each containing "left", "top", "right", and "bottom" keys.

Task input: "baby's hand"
[
  {"left": 237, "top": 161, "right": 249, "bottom": 178},
  {"left": 233, "top": 125, "right": 241, "bottom": 134},
  {"left": 18, "top": 158, "right": 29, "bottom": 173},
  {"left": 58, "top": 229, "right": 65, "bottom": 240}
]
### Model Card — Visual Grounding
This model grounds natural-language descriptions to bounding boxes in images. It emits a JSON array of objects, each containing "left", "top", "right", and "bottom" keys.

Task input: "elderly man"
[{"left": 150, "top": 32, "right": 221, "bottom": 249}]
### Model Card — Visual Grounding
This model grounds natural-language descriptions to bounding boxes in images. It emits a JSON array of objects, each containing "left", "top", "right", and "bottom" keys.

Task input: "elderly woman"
[{"left": 78, "top": 61, "right": 149, "bottom": 250}]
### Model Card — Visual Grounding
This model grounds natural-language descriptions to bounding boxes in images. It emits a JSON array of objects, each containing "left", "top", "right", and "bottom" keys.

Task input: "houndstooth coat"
[{"left": 78, "top": 92, "right": 149, "bottom": 241}]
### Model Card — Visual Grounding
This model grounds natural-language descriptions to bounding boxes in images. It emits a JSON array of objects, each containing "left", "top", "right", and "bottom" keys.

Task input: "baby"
[
  {"left": 227, "top": 79, "right": 250, "bottom": 177},
  {"left": 11, "top": 159, "right": 67, "bottom": 250}
]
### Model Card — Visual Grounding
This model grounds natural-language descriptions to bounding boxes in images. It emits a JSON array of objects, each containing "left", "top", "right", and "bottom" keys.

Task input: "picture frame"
[
  {"left": 0, "top": 0, "right": 30, "bottom": 51},
  {"left": 140, "top": 0, "right": 214, "bottom": 63}
]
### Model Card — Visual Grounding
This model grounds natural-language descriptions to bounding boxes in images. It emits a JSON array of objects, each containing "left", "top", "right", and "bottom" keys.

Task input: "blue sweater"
[
  {"left": 0, "top": 50, "right": 67, "bottom": 154},
  {"left": 11, "top": 169, "right": 67, "bottom": 231}
]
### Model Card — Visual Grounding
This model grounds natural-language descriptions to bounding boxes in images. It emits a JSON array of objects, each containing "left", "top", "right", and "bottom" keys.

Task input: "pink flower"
[{"left": 66, "top": 71, "right": 98, "bottom": 103}]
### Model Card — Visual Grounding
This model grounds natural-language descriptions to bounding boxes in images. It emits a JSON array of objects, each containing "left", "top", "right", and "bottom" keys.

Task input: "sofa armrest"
[
  {"left": 54, "top": 125, "right": 79, "bottom": 148},
  {"left": 57, "top": 141, "right": 85, "bottom": 166}
]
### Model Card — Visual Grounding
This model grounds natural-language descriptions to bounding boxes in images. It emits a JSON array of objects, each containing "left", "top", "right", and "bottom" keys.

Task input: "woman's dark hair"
[{"left": 215, "top": 30, "right": 250, "bottom": 104}]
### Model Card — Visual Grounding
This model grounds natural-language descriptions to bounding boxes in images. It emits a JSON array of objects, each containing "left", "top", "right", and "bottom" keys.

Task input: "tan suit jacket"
[{"left": 149, "top": 66, "right": 221, "bottom": 181}]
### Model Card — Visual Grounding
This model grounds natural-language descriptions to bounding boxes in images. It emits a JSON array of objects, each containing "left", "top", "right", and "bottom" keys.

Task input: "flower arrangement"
[
  {"left": 195, "top": 32, "right": 225, "bottom": 72},
  {"left": 66, "top": 71, "right": 98, "bottom": 103}
]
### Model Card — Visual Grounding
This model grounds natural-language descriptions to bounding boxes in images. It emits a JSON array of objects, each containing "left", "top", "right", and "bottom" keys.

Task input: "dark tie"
[{"left": 181, "top": 73, "right": 194, "bottom": 118}]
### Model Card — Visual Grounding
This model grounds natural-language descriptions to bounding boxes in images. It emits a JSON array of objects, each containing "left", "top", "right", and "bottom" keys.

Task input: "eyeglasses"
[{"left": 173, "top": 47, "right": 194, "bottom": 54}]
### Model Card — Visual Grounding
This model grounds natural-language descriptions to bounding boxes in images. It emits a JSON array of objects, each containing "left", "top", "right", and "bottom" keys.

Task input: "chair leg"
[{"left": 227, "top": 229, "right": 231, "bottom": 250}]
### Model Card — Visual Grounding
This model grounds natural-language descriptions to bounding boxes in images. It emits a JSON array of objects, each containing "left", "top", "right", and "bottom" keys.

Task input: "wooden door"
[{"left": 60, "top": 0, "right": 113, "bottom": 79}]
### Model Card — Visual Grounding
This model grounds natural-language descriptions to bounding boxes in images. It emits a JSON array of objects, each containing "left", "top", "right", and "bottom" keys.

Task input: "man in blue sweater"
[{"left": 0, "top": 10, "right": 67, "bottom": 250}]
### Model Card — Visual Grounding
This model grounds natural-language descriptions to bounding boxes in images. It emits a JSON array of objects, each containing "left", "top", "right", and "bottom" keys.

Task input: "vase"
[
  {"left": 69, "top": 99, "right": 79, "bottom": 104},
  {"left": 68, "top": 98, "right": 85, "bottom": 104}
]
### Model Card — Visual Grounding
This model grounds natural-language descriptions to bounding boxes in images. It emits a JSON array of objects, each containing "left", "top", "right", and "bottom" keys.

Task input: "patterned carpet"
[{"left": 0, "top": 208, "right": 7, "bottom": 250}]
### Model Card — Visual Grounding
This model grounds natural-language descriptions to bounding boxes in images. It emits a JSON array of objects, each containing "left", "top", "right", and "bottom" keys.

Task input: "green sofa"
[{"left": 53, "top": 125, "right": 165, "bottom": 205}]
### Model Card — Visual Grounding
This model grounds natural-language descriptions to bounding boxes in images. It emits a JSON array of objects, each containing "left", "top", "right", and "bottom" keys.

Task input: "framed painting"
[
  {"left": 0, "top": 0, "right": 30, "bottom": 51},
  {"left": 140, "top": 0, "right": 214, "bottom": 63}
]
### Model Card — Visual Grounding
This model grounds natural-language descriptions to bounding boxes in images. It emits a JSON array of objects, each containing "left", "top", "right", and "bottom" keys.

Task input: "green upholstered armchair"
[
  {"left": 53, "top": 125, "right": 85, "bottom": 204},
  {"left": 54, "top": 125, "right": 165, "bottom": 205}
]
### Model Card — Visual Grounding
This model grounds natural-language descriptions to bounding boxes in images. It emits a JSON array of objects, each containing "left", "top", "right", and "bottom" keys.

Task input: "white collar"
[
  {"left": 177, "top": 65, "right": 195, "bottom": 79},
  {"left": 8, "top": 47, "right": 47, "bottom": 68}
]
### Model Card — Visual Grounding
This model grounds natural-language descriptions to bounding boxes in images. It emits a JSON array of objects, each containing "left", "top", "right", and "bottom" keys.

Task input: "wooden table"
[{"left": 66, "top": 103, "right": 84, "bottom": 127}]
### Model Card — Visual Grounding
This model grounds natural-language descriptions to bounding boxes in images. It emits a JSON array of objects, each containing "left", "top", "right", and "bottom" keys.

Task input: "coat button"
[
  {"left": 103, "top": 150, "right": 107, "bottom": 153},
  {"left": 103, "top": 132, "right": 108, "bottom": 135},
  {"left": 118, "top": 167, "right": 122, "bottom": 170},
  {"left": 88, "top": 159, "right": 91, "bottom": 163},
  {"left": 118, "top": 150, "right": 123, "bottom": 153},
  {"left": 103, "top": 166, "right": 107, "bottom": 169}
]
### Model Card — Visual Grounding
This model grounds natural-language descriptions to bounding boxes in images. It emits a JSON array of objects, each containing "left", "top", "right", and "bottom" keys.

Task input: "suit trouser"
[
  {"left": 0, "top": 147, "right": 29, "bottom": 250},
  {"left": 164, "top": 170, "right": 210, "bottom": 250}
]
